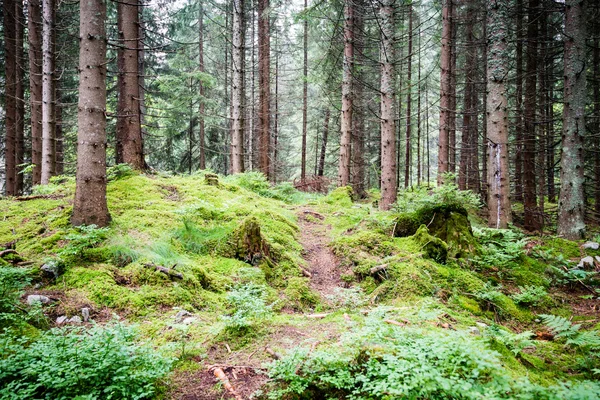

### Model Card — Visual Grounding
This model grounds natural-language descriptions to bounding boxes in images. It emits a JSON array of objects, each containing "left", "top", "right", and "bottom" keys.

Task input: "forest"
[{"left": 1, "top": 0, "right": 600, "bottom": 399}]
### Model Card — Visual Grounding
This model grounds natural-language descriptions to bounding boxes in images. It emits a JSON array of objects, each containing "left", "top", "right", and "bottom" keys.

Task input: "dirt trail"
[{"left": 296, "top": 208, "right": 345, "bottom": 299}]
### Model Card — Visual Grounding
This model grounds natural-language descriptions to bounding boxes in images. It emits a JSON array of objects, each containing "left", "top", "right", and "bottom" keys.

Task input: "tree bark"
[
  {"left": 514, "top": 0, "right": 524, "bottom": 202},
  {"left": 486, "top": 0, "right": 512, "bottom": 229},
  {"left": 257, "top": 0, "right": 270, "bottom": 178},
  {"left": 351, "top": 0, "right": 365, "bottom": 197},
  {"left": 318, "top": 108, "right": 330, "bottom": 177},
  {"left": 557, "top": 0, "right": 586, "bottom": 239},
  {"left": 404, "top": 4, "right": 413, "bottom": 188},
  {"left": 72, "top": 0, "right": 111, "bottom": 227},
  {"left": 15, "top": 0, "right": 25, "bottom": 193},
  {"left": 116, "top": 0, "right": 144, "bottom": 170},
  {"left": 301, "top": 0, "right": 308, "bottom": 181},
  {"left": 231, "top": 0, "right": 245, "bottom": 173},
  {"left": 594, "top": 8, "right": 600, "bottom": 215},
  {"left": 198, "top": 2, "right": 206, "bottom": 170},
  {"left": 29, "top": 0, "right": 44, "bottom": 186},
  {"left": 41, "top": 0, "right": 56, "bottom": 184},
  {"left": 448, "top": 1, "right": 457, "bottom": 175},
  {"left": 523, "top": 0, "right": 539, "bottom": 231},
  {"left": 438, "top": 0, "right": 452, "bottom": 185},
  {"left": 338, "top": 0, "right": 353, "bottom": 187},
  {"left": 3, "top": 0, "right": 17, "bottom": 195},
  {"left": 379, "top": 0, "right": 397, "bottom": 210}
]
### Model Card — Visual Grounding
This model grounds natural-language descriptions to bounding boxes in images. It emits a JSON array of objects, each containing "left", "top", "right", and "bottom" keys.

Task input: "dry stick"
[
  {"left": 300, "top": 267, "right": 312, "bottom": 278},
  {"left": 265, "top": 347, "right": 281, "bottom": 360},
  {"left": 384, "top": 319, "right": 409, "bottom": 327},
  {"left": 143, "top": 263, "right": 183, "bottom": 279},
  {"left": 0, "top": 249, "right": 18, "bottom": 258},
  {"left": 305, "top": 313, "right": 330, "bottom": 319},
  {"left": 212, "top": 367, "right": 243, "bottom": 400}
]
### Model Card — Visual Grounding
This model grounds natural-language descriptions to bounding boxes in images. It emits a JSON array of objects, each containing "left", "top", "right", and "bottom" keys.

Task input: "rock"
[
  {"left": 596, "top": 256, "right": 600, "bottom": 264},
  {"left": 583, "top": 242, "right": 599, "bottom": 250},
  {"left": 26, "top": 294, "right": 51, "bottom": 305},
  {"left": 577, "top": 256, "right": 595, "bottom": 269},
  {"left": 469, "top": 326, "right": 481, "bottom": 336},
  {"left": 56, "top": 315, "right": 68, "bottom": 325},
  {"left": 81, "top": 307, "right": 90, "bottom": 322},
  {"left": 182, "top": 317, "right": 197, "bottom": 325},
  {"left": 476, "top": 322, "right": 488, "bottom": 329},
  {"left": 68, "top": 316, "right": 82, "bottom": 324},
  {"left": 175, "top": 310, "right": 192, "bottom": 322}
]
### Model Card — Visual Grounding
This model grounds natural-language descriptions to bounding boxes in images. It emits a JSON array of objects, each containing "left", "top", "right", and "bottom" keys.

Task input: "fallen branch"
[
  {"left": 300, "top": 267, "right": 312, "bottom": 278},
  {"left": 369, "top": 255, "right": 422, "bottom": 275},
  {"left": 0, "top": 249, "right": 18, "bottom": 258},
  {"left": 384, "top": 319, "right": 408, "bottom": 327},
  {"left": 14, "top": 194, "right": 66, "bottom": 201},
  {"left": 265, "top": 347, "right": 281, "bottom": 360},
  {"left": 144, "top": 263, "right": 183, "bottom": 279},
  {"left": 211, "top": 367, "right": 243, "bottom": 400},
  {"left": 369, "top": 264, "right": 389, "bottom": 275},
  {"left": 305, "top": 313, "right": 330, "bottom": 319}
]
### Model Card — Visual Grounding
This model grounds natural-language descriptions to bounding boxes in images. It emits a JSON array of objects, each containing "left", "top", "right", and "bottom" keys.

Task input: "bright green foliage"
[
  {"left": 284, "top": 277, "right": 319, "bottom": 311},
  {"left": 475, "top": 284, "right": 532, "bottom": 322},
  {"left": 540, "top": 315, "right": 600, "bottom": 349},
  {"left": 511, "top": 286, "right": 548, "bottom": 306},
  {"left": 0, "top": 267, "right": 32, "bottom": 328},
  {"left": 0, "top": 323, "right": 173, "bottom": 400},
  {"left": 471, "top": 227, "right": 527, "bottom": 270},
  {"left": 484, "top": 324, "right": 535, "bottom": 355},
  {"left": 222, "top": 284, "right": 272, "bottom": 333}
]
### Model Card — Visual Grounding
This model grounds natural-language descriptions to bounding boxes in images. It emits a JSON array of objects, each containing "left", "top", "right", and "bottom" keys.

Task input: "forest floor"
[{"left": 1, "top": 171, "right": 600, "bottom": 399}]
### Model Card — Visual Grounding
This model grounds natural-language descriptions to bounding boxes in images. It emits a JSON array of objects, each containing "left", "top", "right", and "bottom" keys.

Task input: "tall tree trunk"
[
  {"left": 438, "top": 0, "right": 452, "bottom": 185},
  {"left": 198, "top": 2, "right": 206, "bottom": 170},
  {"left": 138, "top": 6, "right": 146, "bottom": 169},
  {"left": 448, "top": 1, "right": 457, "bottom": 175},
  {"left": 273, "top": 33, "right": 279, "bottom": 182},
  {"left": 231, "top": 0, "right": 245, "bottom": 173},
  {"left": 523, "top": 0, "right": 539, "bottom": 231},
  {"left": 3, "top": 0, "right": 17, "bottom": 195},
  {"left": 404, "top": 4, "right": 413, "bottom": 188},
  {"left": 514, "top": 0, "right": 524, "bottom": 202},
  {"left": 41, "top": 0, "right": 56, "bottom": 184},
  {"left": 318, "top": 108, "right": 330, "bottom": 177},
  {"left": 338, "top": 0, "right": 353, "bottom": 186},
  {"left": 72, "top": 0, "right": 110, "bottom": 227},
  {"left": 116, "top": 0, "right": 144, "bottom": 170},
  {"left": 486, "top": 0, "right": 511, "bottom": 229},
  {"left": 29, "top": 0, "right": 43, "bottom": 185},
  {"left": 15, "top": 0, "right": 25, "bottom": 193},
  {"left": 459, "top": 5, "right": 475, "bottom": 191},
  {"left": 537, "top": 7, "right": 548, "bottom": 221},
  {"left": 55, "top": 82, "right": 64, "bottom": 175},
  {"left": 480, "top": 14, "right": 488, "bottom": 200},
  {"left": 417, "top": 25, "right": 422, "bottom": 186},
  {"left": 257, "top": 0, "right": 270, "bottom": 178},
  {"left": 557, "top": 0, "right": 586, "bottom": 239},
  {"left": 301, "top": 0, "right": 308, "bottom": 181},
  {"left": 594, "top": 9, "right": 600, "bottom": 215},
  {"left": 379, "top": 0, "right": 396, "bottom": 210},
  {"left": 351, "top": 0, "right": 365, "bottom": 197}
]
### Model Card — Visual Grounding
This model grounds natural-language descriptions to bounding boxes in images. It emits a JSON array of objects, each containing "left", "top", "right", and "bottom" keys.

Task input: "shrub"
[
  {"left": 0, "top": 323, "right": 174, "bottom": 399},
  {"left": 222, "top": 284, "right": 271, "bottom": 333},
  {"left": 0, "top": 266, "right": 32, "bottom": 328},
  {"left": 511, "top": 285, "right": 548, "bottom": 306}
]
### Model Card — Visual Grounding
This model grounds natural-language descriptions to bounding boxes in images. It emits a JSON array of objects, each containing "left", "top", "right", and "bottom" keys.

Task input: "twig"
[
  {"left": 265, "top": 347, "right": 281, "bottom": 360},
  {"left": 305, "top": 313, "right": 330, "bottom": 319},
  {"left": 211, "top": 367, "right": 243, "bottom": 400},
  {"left": 0, "top": 249, "right": 18, "bottom": 258},
  {"left": 143, "top": 263, "right": 183, "bottom": 279}
]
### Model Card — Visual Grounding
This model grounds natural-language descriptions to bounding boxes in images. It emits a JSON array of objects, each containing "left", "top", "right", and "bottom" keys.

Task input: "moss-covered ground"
[{"left": 1, "top": 173, "right": 599, "bottom": 399}]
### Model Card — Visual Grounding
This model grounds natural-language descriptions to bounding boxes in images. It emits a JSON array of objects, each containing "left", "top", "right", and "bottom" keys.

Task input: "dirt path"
[{"left": 296, "top": 208, "right": 345, "bottom": 299}]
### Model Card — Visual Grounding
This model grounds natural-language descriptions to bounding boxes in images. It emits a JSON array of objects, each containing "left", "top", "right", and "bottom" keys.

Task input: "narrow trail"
[{"left": 296, "top": 208, "right": 346, "bottom": 299}]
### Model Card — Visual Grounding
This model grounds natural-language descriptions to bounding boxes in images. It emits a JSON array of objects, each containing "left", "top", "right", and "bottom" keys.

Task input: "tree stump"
[
  {"left": 204, "top": 173, "right": 219, "bottom": 186},
  {"left": 231, "top": 217, "right": 270, "bottom": 265}
]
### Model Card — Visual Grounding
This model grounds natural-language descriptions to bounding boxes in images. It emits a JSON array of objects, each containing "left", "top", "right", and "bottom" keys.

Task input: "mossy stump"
[
  {"left": 413, "top": 225, "right": 448, "bottom": 264},
  {"left": 231, "top": 217, "right": 270, "bottom": 266},
  {"left": 204, "top": 173, "right": 219, "bottom": 186}
]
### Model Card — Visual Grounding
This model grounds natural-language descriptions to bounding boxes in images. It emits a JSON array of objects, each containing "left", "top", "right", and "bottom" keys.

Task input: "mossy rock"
[
  {"left": 229, "top": 217, "right": 271, "bottom": 266},
  {"left": 324, "top": 186, "right": 353, "bottom": 207},
  {"left": 413, "top": 225, "right": 448, "bottom": 264},
  {"left": 204, "top": 173, "right": 219, "bottom": 186},
  {"left": 427, "top": 209, "right": 478, "bottom": 258},
  {"left": 393, "top": 213, "right": 421, "bottom": 237}
]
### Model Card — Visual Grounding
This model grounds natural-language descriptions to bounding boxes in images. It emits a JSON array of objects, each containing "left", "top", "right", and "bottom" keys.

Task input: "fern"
[
  {"left": 566, "top": 331, "right": 600, "bottom": 349},
  {"left": 540, "top": 314, "right": 600, "bottom": 350}
]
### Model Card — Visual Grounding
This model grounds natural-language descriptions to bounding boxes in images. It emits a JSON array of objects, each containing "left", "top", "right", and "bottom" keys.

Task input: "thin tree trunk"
[
  {"left": 338, "top": 0, "right": 353, "bottom": 186},
  {"left": 404, "top": 4, "right": 413, "bottom": 188},
  {"left": 379, "top": 0, "right": 397, "bottom": 210},
  {"left": 417, "top": 25, "right": 422, "bottom": 186},
  {"left": 438, "top": 0, "right": 451, "bottom": 185},
  {"left": 272, "top": 29, "right": 279, "bottom": 182},
  {"left": 318, "top": 108, "right": 330, "bottom": 177},
  {"left": 557, "top": 0, "right": 586, "bottom": 239},
  {"left": 459, "top": 5, "right": 475, "bottom": 191},
  {"left": 231, "top": 0, "right": 245, "bottom": 173},
  {"left": 523, "top": 0, "right": 539, "bottom": 231},
  {"left": 486, "top": 0, "right": 511, "bottom": 229},
  {"left": 594, "top": 9, "right": 600, "bottom": 215},
  {"left": 3, "top": 0, "right": 17, "bottom": 195},
  {"left": 448, "top": 1, "right": 456, "bottom": 175},
  {"left": 257, "top": 0, "right": 270, "bottom": 178},
  {"left": 41, "top": 0, "right": 56, "bottom": 184},
  {"left": 514, "top": 0, "right": 524, "bottom": 201},
  {"left": 15, "top": 0, "right": 25, "bottom": 193},
  {"left": 72, "top": 0, "right": 110, "bottom": 227},
  {"left": 55, "top": 79, "right": 63, "bottom": 175},
  {"left": 351, "top": 0, "right": 365, "bottom": 197},
  {"left": 301, "top": 0, "right": 308, "bottom": 181},
  {"left": 29, "top": 0, "right": 43, "bottom": 186},
  {"left": 198, "top": 2, "right": 206, "bottom": 170},
  {"left": 116, "top": 0, "right": 144, "bottom": 170}
]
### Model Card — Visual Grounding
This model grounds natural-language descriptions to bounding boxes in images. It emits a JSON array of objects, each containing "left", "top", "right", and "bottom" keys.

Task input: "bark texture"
[
  {"left": 557, "top": 0, "right": 586, "bottom": 239},
  {"left": 72, "top": 0, "right": 111, "bottom": 227},
  {"left": 29, "top": 0, "right": 44, "bottom": 185},
  {"left": 41, "top": 0, "right": 56, "bottom": 184},
  {"left": 4, "top": 0, "right": 17, "bottom": 195},
  {"left": 338, "top": 0, "right": 353, "bottom": 187},
  {"left": 231, "top": 0, "right": 245, "bottom": 173},
  {"left": 318, "top": 108, "right": 330, "bottom": 177},
  {"left": 486, "top": 0, "right": 511, "bottom": 228},
  {"left": 437, "top": 0, "right": 452, "bottom": 185},
  {"left": 258, "top": 0, "right": 270, "bottom": 178},
  {"left": 379, "top": 0, "right": 397, "bottom": 210},
  {"left": 301, "top": 0, "right": 308, "bottom": 181}
]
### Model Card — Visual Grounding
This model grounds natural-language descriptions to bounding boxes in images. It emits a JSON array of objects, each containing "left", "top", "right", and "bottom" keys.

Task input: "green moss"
[
  {"left": 541, "top": 237, "right": 581, "bottom": 260},
  {"left": 452, "top": 295, "right": 483, "bottom": 315},
  {"left": 413, "top": 225, "right": 448, "bottom": 264},
  {"left": 511, "top": 257, "right": 550, "bottom": 287},
  {"left": 324, "top": 186, "right": 353, "bottom": 207},
  {"left": 284, "top": 277, "right": 319, "bottom": 310}
]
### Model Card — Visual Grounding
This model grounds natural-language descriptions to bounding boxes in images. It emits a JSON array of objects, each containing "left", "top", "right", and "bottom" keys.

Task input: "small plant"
[
  {"left": 0, "top": 267, "right": 31, "bottom": 328},
  {"left": 222, "top": 284, "right": 271, "bottom": 333},
  {"left": 325, "top": 287, "right": 367, "bottom": 310},
  {"left": 0, "top": 322, "right": 174, "bottom": 399},
  {"left": 540, "top": 314, "right": 600, "bottom": 350},
  {"left": 484, "top": 324, "right": 535, "bottom": 355},
  {"left": 511, "top": 285, "right": 547, "bottom": 306},
  {"left": 107, "top": 163, "right": 135, "bottom": 181},
  {"left": 58, "top": 225, "right": 110, "bottom": 261}
]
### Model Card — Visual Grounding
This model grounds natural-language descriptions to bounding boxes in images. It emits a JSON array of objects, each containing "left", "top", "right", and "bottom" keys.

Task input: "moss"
[
  {"left": 324, "top": 186, "right": 353, "bottom": 207},
  {"left": 392, "top": 213, "right": 421, "bottom": 237},
  {"left": 452, "top": 295, "right": 483, "bottom": 315},
  {"left": 284, "top": 277, "right": 319, "bottom": 310},
  {"left": 413, "top": 225, "right": 448, "bottom": 264},
  {"left": 510, "top": 257, "right": 550, "bottom": 287},
  {"left": 541, "top": 237, "right": 581, "bottom": 260}
]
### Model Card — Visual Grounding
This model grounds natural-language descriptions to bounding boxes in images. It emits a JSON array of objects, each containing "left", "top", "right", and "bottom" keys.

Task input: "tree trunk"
[
  {"left": 15, "top": 0, "right": 25, "bottom": 193},
  {"left": 351, "top": 0, "right": 365, "bottom": 197},
  {"left": 257, "top": 0, "right": 270, "bottom": 178},
  {"left": 448, "top": 1, "right": 457, "bottom": 175},
  {"left": 41, "top": 0, "right": 56, "bottom": 184},
  {"left": 198, "top": 2, "right": 206, "bottom": 170},
  {"left": 72, "top": 0, "right": 111, "bottom": 227},
  {"left": 301, "top": 0, "right": 308, "bottom": 181},
  {"left": 417, "top": 26, "right": 422, "bottom": 186},
  {"left": 338, "top": 0, "right": 353, "bottom": 186},
  {"left": 318, "top": 108, "right": 330, "bottom": 177},
  {"left": 404, "top": 4, "right": 413, "bottom": 188},
  {"left": 557, "top": 0, "right": 586, "bottom": 239},
  {"left": 486, "top": 0, "right": 511, "bottom": 229},
  {"left": 594, "top": 9, "right": 600, "bottom": 215},
  {"left": 438, "top": 0, "right": 451, "bottom": 185},
  {"left": 523, "top": 0, "right": 539, "bottom": 231},
  {"left": 29, "top": 0, "right": 44, "bottom": 186},
  {"left": 55, "top": 80, "right": 64, "bottom": 175},
  {"left": 272, "top": 29, "right": 279, "bottom": 182},
  {"left": 514, "top": 0, "right": 524, "bottom": 202},
  {"left": 379, "top": 0, "right": 397, "bottom": 210},
  {"left": 459, "top": 5, "right": 474, "bottom": 191},
  {"left": 116, "top": 0, "right": 144, "bottom": 170},
  {"left": 3, "top": 0, "right": 17, "bottom": 195},
  {"left": 231, "top": 0, "right": 245, "bottom": 173}
]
